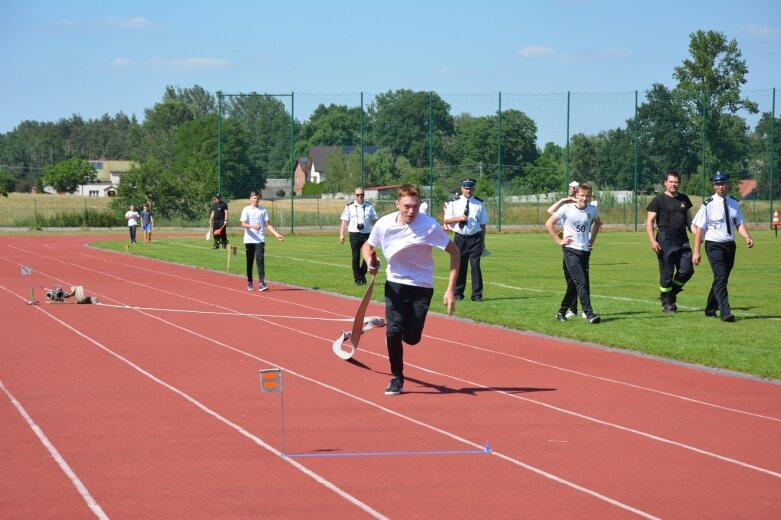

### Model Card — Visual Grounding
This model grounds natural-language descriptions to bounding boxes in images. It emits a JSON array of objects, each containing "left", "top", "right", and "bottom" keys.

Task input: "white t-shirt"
[
  {"left": 125, "top": 210, "right": 139, "bottom": 227},
  {"left": 554, "top": 203, "right": 599, "bottom": 252},
  {"left": 240, "top": 205, "right": 269, "bottom": 244},
  {"left": 367, "top": 211, "right": 450, "bottom": 288},
  {"left": 340, "top": 202, "right": 378, "bottom": 234}
]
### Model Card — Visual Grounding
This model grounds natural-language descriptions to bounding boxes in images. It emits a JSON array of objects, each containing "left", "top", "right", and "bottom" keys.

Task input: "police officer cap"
[
  {"left": 461, "top": 178, "right": 477, "bottom": 188},
  {"left": 711, "top": 171, "right": 729, "bottom": 184}
]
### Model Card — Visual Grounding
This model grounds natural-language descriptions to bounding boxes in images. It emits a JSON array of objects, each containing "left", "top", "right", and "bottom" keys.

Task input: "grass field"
[
  {"left": 2, "top": 193, "right": 775, "bottom": 230},
  {"left": 92, "top": 227, "right": 781, "bottom": 381}
]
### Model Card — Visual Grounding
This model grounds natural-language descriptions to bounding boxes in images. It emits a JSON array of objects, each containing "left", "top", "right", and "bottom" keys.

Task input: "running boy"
[{"left": 362, "top": 184, "right": 460, "bottom": 395}]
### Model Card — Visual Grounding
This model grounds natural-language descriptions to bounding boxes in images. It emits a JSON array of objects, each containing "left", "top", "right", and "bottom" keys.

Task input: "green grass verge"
[{"left": 93, "top": 229, "right": 781, "bottom": 380}]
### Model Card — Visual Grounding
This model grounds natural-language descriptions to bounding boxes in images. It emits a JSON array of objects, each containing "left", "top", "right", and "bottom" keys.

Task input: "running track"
[{"left": 1, "top": 235, "right": 779, "bottom": 519}]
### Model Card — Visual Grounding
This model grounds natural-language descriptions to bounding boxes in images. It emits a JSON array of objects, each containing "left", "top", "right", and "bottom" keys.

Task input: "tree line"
[{"left": 0, "top": 30, "right": 778, "bottom": 215}]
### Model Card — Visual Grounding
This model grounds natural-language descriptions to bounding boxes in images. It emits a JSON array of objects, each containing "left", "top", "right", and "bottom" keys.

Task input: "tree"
[
  {"left": 42, "top": 157, "right": 96, "bottom": 193},
  {"left": 0, "top": 168, "right": 13, "bottom": 196},
  {"left": 635, "top": 83, "right": 698, "bottom": 190},
  {"left": 224, "top": 94, "right": 291, "bottom": 191},
  {"left": 748, "top": 112, "right": 781, "bottom": 198},
  {"left": 368, "top": 90, "right": 454, "bottom": 167},
  {"left": 673, "top": 30, "right": 758, "bottom": 180},
  {"left": 297, "top": 103, "right": 362, "bottom": 150}
]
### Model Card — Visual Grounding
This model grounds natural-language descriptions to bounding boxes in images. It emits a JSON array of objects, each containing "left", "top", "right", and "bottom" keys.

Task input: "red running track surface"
[{"left": 1, "top": 235, "right": 779, "bottom": 519}]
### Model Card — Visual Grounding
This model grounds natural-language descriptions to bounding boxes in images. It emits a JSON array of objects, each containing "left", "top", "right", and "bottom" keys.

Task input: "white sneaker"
[
  {"left": 581, "top": 312, "right": 587, "bottom": 319},
  {"left": 565, "top": 310, "right": 576, "bottom": 319}
]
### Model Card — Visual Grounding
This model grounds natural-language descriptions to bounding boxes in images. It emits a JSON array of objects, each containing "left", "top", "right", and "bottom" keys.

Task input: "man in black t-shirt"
[
  {"left": 209, "top": 194, "right": 229, "bottom": 249},
  {"left": 645, "top": 171, "right": 694, "bottom": 313}
]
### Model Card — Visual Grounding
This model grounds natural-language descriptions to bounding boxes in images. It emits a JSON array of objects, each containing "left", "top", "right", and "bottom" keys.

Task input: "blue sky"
[{"left": 1, "top": 0, "right": 779, "bottom": 136}]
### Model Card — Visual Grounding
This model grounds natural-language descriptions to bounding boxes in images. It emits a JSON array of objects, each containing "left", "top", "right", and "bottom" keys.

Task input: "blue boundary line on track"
[{"left": 282, "top": 442, "right": 491, "bottom": 458}]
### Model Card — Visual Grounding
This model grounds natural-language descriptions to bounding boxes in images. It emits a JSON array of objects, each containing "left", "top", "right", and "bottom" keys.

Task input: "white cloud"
[
  {"left": 95, "top": 17, "right": 155, "bottom": 30},
  {"left": 110, "top": 57, "right": 133, "bottom": 68},
  {"left": 517, "top": 45, "right": 632, "bottom": 63},
  {"left": 517, "top": 45, "right": 557, "bottom": 59},
  {"left": 739, "top": 23, "right": 781, "bottom": 40},
  {"left": 146, "top": 57, "right": 231, "bottom": 70}
]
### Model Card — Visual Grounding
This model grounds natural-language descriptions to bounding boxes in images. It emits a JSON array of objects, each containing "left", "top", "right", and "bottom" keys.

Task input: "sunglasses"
[{"left": 355, "top": 193, "right": 365, "bottom": 196}]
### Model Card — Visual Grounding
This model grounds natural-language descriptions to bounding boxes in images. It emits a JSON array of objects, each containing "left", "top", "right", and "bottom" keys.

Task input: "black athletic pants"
[
  {"left": 245, "top": 242, "right": 266, "bottom": 283},
  {"left": 453, "top": 233, "right": 483, "bottom": 299},
  {"left": 560, "top": 247, "right": 594, "bottom": 318},
  {"left": 384, "top": 281, "right": 434, "bottom": 379}
]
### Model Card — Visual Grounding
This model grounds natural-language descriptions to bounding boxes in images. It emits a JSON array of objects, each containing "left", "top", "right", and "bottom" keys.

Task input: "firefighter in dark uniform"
[
  {"left": 645, "top": 170, "right": 694, "bottom": 312},
  {"left": 443, "top": 178, "right": 489, "bottom": 302},
  {"left": 692, "top": 171, "right": 754, "bottom": 322}
]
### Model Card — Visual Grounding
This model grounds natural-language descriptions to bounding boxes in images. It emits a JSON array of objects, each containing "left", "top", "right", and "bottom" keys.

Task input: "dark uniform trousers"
[
  {"left": 384, "top": 281, "right": 434, "bottom": 379},
  {"left": 704, "top": 240, "right": 736, "bottom": 317},
  {"left": 454, "top": 232, "right": 483, "bottom": 299},
  {"left": 560, "top": 247, "right": 594, "bottom": 318},
  {"left": 655, "top": 229, "right": 693, "bottom": 302},
  {"left": 349, "top": 232, "right": 370, "bottom": 283},
  {"left": 213, "top": 219, "right": 228, "bottom": 246}
]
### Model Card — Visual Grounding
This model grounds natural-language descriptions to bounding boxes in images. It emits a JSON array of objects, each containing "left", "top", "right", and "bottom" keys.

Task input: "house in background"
[
  {"left": 71, "top": 159, "right": 135, "bottom": 197},
  {"left": 294, "top": 146, "right": 384, "bottom": 185}
]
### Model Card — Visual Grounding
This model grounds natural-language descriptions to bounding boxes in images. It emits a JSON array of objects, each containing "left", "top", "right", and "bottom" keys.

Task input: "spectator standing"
[
  {"left": 141, "top": 203, "right": 154, "bottom": 244},
  {"left": 547, "top": 180, "right": 581, "bottom": 318},
  {"left": 645, "top": 170, "right": 694, "bottom": 312},
  {"left": 545, "top": 183, "right": 603, "bottom": 324},
  {"left": 339, "top": 188, "right": 379, "bottom": 285},
  {"left": 443, "top": 178, "right": 489, "bottom": 302},
  {"left": 240, "top": 191, "right": 284, "bottom": 292},
  {"left": 210, "top": 194, "right": 229, "bottom": 249},
  {"left": 124, "top": 204, "right": 139, "bottom": 244},
  {"left": 692, "top": 172, "right": 754, "bottom": 322}
]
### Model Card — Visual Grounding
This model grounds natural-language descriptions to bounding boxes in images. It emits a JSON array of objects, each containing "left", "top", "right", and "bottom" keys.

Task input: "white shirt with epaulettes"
[{"left": 692, "top": 194, "right": 745, "bottom": 243}]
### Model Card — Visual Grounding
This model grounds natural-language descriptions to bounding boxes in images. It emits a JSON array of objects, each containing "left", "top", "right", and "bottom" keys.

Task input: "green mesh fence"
[{"left": 214, "top": 89, "right": 778, "bottom": 235}]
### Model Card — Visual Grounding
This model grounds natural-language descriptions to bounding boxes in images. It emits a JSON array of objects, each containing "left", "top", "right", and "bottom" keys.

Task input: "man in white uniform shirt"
[
  {"left": 340, "top": 187, "right": 379, "bottom": 285},
  {"left": 363, "top": 184, "right": 460, "bottom": 395},
  {"left": 692, "top": 171, "right": 754, "bottom": 322},
  {"left": 443, "top": 178, "right": 489, "bottom": 302},
  {"left": 545, "top": 183, "right": 603, "bottom": 324}
]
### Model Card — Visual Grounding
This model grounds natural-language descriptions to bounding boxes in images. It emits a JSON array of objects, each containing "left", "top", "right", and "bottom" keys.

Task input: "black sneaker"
[
  {"left": 721, "top": 314, "right": 736, "bottom": 322},
  {"left": 454, "top": 294, "right": 464, "bottom": 301},
  {"left": 662, "top": 304, "right": 676, "bottom": 313},
  {"left": 555, "top": 311, "right": 567, "bottom": 321},
  {"left": 213, "top": 243, "right": 220, "bottom": 249},
  {"left": 704, "top": 309, "right": 717, "bottom": 318},
  {"left": 384, "top": 376, "right": 404, "bottom": 395},
  {"left": 587, "top": 314, "right": 601, "bottom": 324}
]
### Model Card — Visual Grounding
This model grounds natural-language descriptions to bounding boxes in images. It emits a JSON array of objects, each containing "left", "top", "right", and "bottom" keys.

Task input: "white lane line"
[
  {"left": 9, "top": 247, "right": 780, "bottom": 475},
  {"left": 423, "top": 334, "right": 781, "bottom": 423},
  {"left": 0, "top": 379, "right": 109, "bottom": 520},
  {"left": 0, "top": 289, "right": 388, "bottom": 520},
  {"left": 2, "top": 281, "right": 660, "bottom": 519}
]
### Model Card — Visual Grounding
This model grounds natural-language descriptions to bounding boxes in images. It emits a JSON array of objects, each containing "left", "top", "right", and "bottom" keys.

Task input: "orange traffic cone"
[{"left": 773, "top": 210, "right": 780, "bottom": 228}]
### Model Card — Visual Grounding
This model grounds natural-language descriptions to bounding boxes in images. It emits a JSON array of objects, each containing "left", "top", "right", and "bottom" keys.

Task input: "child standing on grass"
[
  {"left": 141, "top": 203, "right": 154, "bottom": 243},
  {"left": 545, "top": 183, "right": 603, "bottom": 324},
  {"left": 240, "top": 191, "right": 284, "bottom": 292},
  {"left": 125, "top": 204, "right": 139, "bottom": 244}
]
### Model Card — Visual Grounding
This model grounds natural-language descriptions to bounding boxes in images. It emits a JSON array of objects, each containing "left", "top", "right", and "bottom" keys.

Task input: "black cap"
[{"left": 461, "top": 178, "right": 476, "bottom": 188}]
